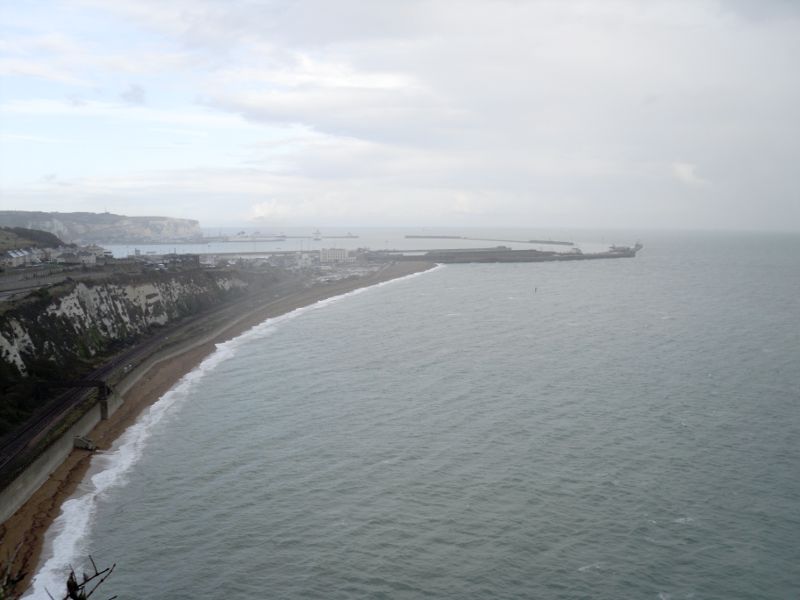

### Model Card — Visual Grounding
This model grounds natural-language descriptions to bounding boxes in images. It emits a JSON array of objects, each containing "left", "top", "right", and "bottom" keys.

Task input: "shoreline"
[{"left": 0, "top": 261, "right": 435, "bottom": 595}]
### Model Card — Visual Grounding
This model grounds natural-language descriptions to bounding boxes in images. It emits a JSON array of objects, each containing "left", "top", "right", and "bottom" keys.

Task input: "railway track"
[
  {"left": 0, "top": 278, "right": 303, "bottom": 479},
  {"left": 0, "top": 329, "right": 168, "bottom": 474}
]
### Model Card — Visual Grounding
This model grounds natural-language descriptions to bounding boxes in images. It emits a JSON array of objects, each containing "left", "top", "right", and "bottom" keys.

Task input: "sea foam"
[{"left": 24, "top": 267, "right": 439, "bottom": 599}]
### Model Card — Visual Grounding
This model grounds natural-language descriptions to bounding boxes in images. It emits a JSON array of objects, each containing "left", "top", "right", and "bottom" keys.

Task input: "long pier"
[
  {"left": 405, "top": 235, "right": 574, "bottom": 246},
  {"left": 372, "top": 243, "right": 642, "bottom": 263}
]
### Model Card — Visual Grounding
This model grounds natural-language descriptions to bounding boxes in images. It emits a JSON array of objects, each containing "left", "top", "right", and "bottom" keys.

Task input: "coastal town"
[
  {"left": 1, "top": 237, "right": 381, "bottom": 304},
  {"left": 0, "top": 219, "right": 434, "bottom": 594},
  {"left": 2, "top": 0, "right": 797, "bottom": 595},
  {"left": 0, "top": 212, "right": 647, "bottom": 596}
]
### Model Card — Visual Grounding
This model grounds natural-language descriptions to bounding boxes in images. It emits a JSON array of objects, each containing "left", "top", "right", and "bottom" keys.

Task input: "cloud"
[
  {"left": 0, "top": 25, "right": 196, "bottom": 90},
  {"left": 0, "top": 98, "right": 251, "bottom": 129},
  {"left": 120, "top": 84, "right": 146, "bottom": 105},
  {"left": 1, "top": 0, "right": 799, "bottom": 230},
  {"left": 672, "top": 162, "right": 710, "bottom": 187},
  {"left": 719, "top": 0, "right": 800, "bottom": 21},
  {"left": 0, "top": 133, "right": 70, "bottom": 144},
  {"left": 0, "top": 57, "right": 89, "bottom": 85}
]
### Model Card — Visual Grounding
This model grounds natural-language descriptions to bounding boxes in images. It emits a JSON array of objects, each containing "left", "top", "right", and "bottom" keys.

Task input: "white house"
[
  {"left": 319, "top": 248, "right": 354, "bottom": 264},
  {"left": 2, "top": 249, "right": 30, "bottom": 267},
  {"left": 77, "top": 251, "right": 97, "bottom": 266}
]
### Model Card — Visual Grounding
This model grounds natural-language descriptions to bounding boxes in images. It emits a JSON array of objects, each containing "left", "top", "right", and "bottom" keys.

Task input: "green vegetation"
[
  {"left": 0, "top": 210, "right": 201, "bottom": 244},
  {"left": 0, "top": 267, "right": 284, "bottom": 436},
  {"left": 0, "top": 227, "right": 64, "bottom": 252},
  {"left": 0, "top": 354, "right": 97, "bottom": 438}
]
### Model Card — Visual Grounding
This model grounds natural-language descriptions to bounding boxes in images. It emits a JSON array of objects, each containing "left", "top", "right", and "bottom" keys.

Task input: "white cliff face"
[
  {"left": 0, "top": 211, "right": 202, "bottom": 244},
  {"left": 0, "top": 321, "right": 34, "bottom": 373},
  {"left": 0, "top": 273, "right": 248, "bottom": 376}
]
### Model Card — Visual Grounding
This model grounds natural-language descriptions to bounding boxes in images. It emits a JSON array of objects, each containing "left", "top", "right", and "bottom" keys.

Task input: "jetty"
[
  {"left": 405, "top": 235, "right": 573, "bottom": 246},
  {"left": 371, "top": 243, "right": 643, "bottom": 263}
]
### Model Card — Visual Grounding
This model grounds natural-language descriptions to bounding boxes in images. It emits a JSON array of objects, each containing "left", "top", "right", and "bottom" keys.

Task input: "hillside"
[
  {"left": 0, "top": 266, "right": 291, "bottom": 435},
  {"left": 0, "top": 211, "right": 203, "bottom": 244},
  {"left": 0, "top": 227, "right": 65, "bottom": 252}
]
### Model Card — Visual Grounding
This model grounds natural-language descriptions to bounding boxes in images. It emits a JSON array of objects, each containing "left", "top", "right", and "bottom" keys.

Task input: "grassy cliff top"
[
  {"left": 0, "top": 227, "right": 65, "bottom": 252},
  {"left": 0, "top": 211, "right": 202, "bottom": 244}
]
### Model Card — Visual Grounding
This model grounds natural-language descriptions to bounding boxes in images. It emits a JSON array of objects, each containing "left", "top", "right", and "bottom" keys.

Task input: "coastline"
[{"left": 0, "top": 261, "right": 435, "bottom": 595}]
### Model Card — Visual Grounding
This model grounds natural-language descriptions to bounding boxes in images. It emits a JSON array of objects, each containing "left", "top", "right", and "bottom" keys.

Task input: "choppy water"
[
  {"left": 103, "top": 225, "right": 618, "bottom": 257},
  {"left": 27, "top": 231, "right": 800, "bottom": 599}
]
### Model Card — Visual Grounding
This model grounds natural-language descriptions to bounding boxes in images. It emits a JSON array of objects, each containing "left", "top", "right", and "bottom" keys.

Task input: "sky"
[{"left": 0, "top": 0, "right": 798, "bottom": 230}]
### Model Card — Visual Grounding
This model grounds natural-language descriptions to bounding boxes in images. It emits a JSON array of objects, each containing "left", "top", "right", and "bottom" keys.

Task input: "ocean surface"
[
  {"left": 102, "top": 225, "right": 617, "bottom": 257},
  {"left": 27, "top": 231, "right": 800, "bottom": 599}
]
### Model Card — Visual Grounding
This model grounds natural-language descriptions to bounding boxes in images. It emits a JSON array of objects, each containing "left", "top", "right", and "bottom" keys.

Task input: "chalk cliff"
[
  {"left": 0, "top": 211, "right": 202, "bottom": 244},
  {"left": 0, "top": 269, "right": 264, "bottom": 379}
]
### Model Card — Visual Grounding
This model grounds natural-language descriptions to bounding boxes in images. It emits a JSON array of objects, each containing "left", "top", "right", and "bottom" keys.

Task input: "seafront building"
[{"left": 319, "top": 248, "right": 355, "bottom": 264}]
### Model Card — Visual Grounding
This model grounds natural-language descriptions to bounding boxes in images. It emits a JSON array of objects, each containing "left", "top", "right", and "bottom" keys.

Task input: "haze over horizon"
[{"left": 1, "top": 1, "right": 798, "bottom": 231}]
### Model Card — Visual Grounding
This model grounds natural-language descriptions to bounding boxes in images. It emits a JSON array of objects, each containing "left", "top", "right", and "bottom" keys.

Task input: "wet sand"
[{"left": 0, "top": 261, "right": 434, "bottom": 594}]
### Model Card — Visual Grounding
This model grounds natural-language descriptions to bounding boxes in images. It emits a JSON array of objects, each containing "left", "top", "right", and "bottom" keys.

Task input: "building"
[
  {"left": 2, "top": 249, "right": 28, "bottom": 267},
  {"left": 44, "top": 246, "right": 68, "bottom": 261},
  {"left": 0, "top": 248, "right": 41, "bottom": 267},
  {"left": 77, "top": 251, "right": 97, "bottom": 266},
  {"left": 83, "top": 244, "right": 108, "bottom": 257},
  {"left": 57, "top": 251, "right": 96, "bottom": 265},
  {"left": 163, "top": 253, "right": 200, "bottom": 268},
  {"left": 319, "top": 248, "right": 354, "bottom": 264}
]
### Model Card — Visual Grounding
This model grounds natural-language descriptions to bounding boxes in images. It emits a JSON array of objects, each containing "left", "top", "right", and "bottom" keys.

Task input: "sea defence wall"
[
  {"left": 0, "top": 267, "right": 291, "bottom": 504},
  {"left": 0, "top": 391, "right": 124, "bottom": 524},
  {"left": 0, "top": 270, "right": 280, "bottom": 524}
]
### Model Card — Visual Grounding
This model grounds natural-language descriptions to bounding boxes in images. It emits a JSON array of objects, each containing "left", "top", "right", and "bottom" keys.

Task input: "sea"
[{"left": 25, "top": 230, "right": 800, "bottom": 599}]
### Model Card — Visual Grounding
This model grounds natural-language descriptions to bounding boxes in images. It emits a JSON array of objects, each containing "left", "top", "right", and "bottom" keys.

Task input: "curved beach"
[{"left": 0, "top": 261, "right": 434, "bottom": 595}]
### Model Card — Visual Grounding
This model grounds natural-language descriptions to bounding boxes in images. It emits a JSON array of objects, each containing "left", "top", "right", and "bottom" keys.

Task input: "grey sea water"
[{"left": 29, "top": 232, "right": 800, "bottom": 599}]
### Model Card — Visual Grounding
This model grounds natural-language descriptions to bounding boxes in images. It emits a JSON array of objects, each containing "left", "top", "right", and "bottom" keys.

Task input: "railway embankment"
[
  {"left": 0, "top": 266, "right": 298, "bottom": 500},
  {"left": 0, "top": 267, "right": 285, "bottom": 379},
  {"left": 0, "top": 260, "right": 434, "bottom": 595}
]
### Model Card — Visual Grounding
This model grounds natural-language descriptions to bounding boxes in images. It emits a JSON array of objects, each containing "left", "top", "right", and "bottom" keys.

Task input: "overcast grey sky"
[{"left": 1, "top": 0, "right": 798, "bottom": 230}]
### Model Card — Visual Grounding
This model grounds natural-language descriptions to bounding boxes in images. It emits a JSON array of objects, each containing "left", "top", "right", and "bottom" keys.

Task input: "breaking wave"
[{"left": 24, "top": 267, "right": 437, "bottom": 599}]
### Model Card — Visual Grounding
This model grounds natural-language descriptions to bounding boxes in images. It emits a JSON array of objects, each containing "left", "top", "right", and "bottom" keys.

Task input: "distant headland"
[{"left": 0, "top": 211, "right": 202, "bottom": 245}]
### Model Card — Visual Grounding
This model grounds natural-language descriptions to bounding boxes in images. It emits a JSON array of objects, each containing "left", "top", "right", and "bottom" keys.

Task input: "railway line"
[{"left": 0, "top": 277, "right": 303, "bottom": 481}]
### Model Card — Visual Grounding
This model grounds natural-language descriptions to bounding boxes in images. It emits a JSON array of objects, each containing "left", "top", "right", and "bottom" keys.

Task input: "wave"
[
  {"left": 23, "top": 266, "right": 439, "bottom": 598},
  {"left": 24, "top": 340, "right": 238, "bottom": 598}
]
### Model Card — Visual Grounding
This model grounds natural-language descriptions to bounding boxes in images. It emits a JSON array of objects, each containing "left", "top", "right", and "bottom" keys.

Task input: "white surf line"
[{"left": 23, "top": 263, "right": 442, "bottom": 599}]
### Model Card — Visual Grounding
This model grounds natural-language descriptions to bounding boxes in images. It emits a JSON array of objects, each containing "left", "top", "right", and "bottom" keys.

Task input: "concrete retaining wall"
[
  {"left": 0, "top": 393, "right": 123, "bottom": 524},
  {"left": 0, "top": 304, "right": 229, "bottom": 526},
  {"left": 0, "top": 303, "right": 228, "bottom": 525}
]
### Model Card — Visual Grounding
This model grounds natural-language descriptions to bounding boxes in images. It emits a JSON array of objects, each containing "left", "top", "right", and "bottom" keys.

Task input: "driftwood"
[
  {"left": 1, "top": 530, "right": 115, "bottom": 600},
  {"left": 46, "top": 557, "right": 116, "bottom": 600},
  {"left": 0, "top": 541, "right": 26, "bottom": 600}
]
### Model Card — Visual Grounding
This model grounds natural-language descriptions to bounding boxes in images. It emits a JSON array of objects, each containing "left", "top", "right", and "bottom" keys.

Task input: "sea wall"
[
  {"left": 0, "top": 391, "right": 124, "bottom": 524},
  {"left": 0, "top": 266, "right": 282, "bottom": 522}
]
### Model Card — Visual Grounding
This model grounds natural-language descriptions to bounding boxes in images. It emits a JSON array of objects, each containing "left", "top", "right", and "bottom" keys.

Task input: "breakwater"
[
  {"left": 34, "top": 234, "right": 800, "bottom": 599},
  {"left": 373, "top": 243, "right": 642, "bottom": 263},
  {"left": 406, "top": 234, "right": 574, "bottom": 245}
]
